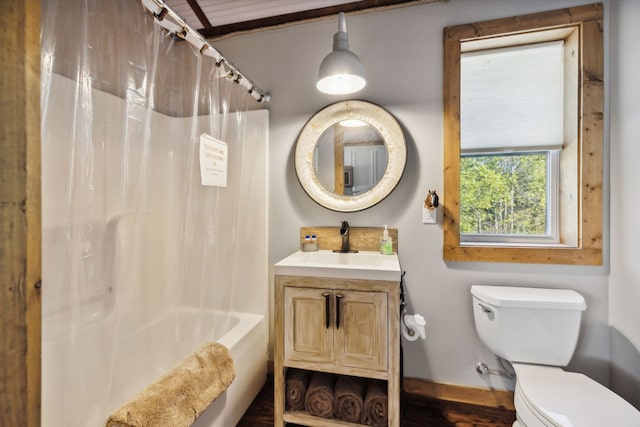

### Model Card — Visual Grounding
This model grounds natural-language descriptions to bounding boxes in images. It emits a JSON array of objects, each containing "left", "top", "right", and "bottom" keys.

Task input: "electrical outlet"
[{"left": 423, "top": 206, "right": 437, "bottom": 224}]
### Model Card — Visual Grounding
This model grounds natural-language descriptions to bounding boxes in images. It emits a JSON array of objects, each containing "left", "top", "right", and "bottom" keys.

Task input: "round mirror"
[{"left": 295, "top": 100, "right": 406, "bottom": 212}]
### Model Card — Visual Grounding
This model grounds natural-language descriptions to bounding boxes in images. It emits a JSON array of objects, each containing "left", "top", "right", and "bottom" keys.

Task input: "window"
[
  {"left": 459, "top": 40, "right": 567, "bottom": 246},
  {"left": 460, "top": 151, "right": 557, "bottom": 244},
  {"left": 443, "top": 3, "right": 604, "bottom": 265}
]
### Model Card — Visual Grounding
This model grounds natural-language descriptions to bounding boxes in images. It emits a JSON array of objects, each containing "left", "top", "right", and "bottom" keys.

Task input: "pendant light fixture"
[{"left": 316, "top": 12, "right": 366, "bottom": 95}]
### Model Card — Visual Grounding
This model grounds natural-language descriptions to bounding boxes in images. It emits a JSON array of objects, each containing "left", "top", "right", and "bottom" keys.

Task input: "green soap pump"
[{"left": 380, "top": 225, "right": 393, "bottom": 255}]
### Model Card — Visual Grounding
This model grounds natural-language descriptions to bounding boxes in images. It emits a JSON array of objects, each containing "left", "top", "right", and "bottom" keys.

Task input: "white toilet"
[{"left": 471, "top": 285, "right": 640, "bottom": 427}]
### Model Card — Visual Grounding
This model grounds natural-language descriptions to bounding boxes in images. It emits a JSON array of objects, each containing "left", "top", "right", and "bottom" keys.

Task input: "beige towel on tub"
[{"left": 106, "top": 342, "right": 235, "bottom": 427}]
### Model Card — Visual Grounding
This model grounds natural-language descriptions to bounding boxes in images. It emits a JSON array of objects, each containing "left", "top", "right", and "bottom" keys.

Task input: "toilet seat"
[{"left": 513, "top": 363, "right": 640, "bottom": 427}]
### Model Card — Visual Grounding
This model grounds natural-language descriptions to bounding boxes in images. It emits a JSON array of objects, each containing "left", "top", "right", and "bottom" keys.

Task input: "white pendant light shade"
[{"left": 317, "top": 12, "right": 366, "bottom": 95}]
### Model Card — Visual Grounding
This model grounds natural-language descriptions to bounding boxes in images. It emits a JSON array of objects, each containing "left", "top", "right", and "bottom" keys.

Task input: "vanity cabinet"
[
  {"left": 274, "top": 274, "right": 400, "bottom": 427},
  {"left": 285, "top": 286, "right": 387, "bottom": 372}
]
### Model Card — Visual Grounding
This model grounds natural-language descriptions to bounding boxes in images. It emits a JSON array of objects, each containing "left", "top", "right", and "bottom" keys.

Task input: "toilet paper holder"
[
  {"left": 399, "top": 272, "right": 426, "bottom": 341},
  {"left": 402, "top": 313, "right": 426, "bottom": 341}
]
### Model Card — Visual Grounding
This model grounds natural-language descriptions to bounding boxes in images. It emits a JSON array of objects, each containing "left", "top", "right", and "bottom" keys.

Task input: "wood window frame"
[{"left": 442, "top": 3, "right": 604, "bottom": 265}]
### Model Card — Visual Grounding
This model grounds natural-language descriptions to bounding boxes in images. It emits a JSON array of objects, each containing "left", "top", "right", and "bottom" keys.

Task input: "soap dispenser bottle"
[{"left": 380, "top": 225, "right": 393, "bottom": 255}]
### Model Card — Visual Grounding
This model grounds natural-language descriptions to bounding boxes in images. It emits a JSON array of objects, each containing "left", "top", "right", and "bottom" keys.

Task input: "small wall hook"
[{"left": 424, "top": 189, "right": 439, "bottom": 209}]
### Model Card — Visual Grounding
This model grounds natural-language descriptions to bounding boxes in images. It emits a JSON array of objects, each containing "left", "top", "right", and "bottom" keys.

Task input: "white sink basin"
[{"left": 274, "top": 250, "right": 401, "bottom": 281}]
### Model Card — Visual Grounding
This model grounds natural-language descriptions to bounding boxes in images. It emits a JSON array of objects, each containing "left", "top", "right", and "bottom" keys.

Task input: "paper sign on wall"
[{"left": 199, "top": 133, "right": 228, "bottom": 187}]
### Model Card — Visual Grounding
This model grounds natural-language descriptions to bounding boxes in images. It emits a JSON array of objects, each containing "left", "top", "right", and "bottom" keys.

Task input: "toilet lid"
[{"left": 514, "top": 364, "right": 640, "bottom": 426}]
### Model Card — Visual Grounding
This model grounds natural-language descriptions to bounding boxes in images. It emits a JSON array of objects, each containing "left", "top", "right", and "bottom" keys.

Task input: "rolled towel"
[
  {"left": 105, "top": 342, "right": 235, "bottom": 427},
  {"left": 361, "top": 380, "right": 388, "bottom": 427},
  {"left": 285, "top": 369, "right": 311, "bottom": 411},
  {"left": 304, "top": 372, "right": 336, "bottom": 418},
  {"left": 334, "top": 375, "right": 366, "bottom": 423}
]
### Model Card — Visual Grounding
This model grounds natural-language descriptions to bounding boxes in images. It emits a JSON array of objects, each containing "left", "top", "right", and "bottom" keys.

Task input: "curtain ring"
[
  {"left": 216, "top": 58, "right": 226, "bottom": 67},
  {"left": 200, "top": 44, "right": 209, "bottom": 55},
  {"left": 154, "top": 7, "right": 168, "bottom": 21},
  {"left": 175, "top": 27, "right": 187, "bottom": 40},
  {"left": 234, "top": 75, "right": 242, "bottom": 84}
]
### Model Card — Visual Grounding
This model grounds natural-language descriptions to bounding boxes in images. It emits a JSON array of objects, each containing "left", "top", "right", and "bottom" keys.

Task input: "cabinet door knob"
[
  {"left": 323, "top": 292, "right": 331, "bottom": 329},
  {"left": 335, "top": 294, "right": 344, "bottom": 329}
]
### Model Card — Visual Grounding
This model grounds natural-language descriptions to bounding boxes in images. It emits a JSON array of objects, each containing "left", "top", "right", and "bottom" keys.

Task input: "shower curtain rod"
[{"left": 141, "top": 0, "right": 271, "bottom": 103}]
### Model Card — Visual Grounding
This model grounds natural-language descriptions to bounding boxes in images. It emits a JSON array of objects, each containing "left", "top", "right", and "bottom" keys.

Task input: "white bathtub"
[
  {"left": 42, "top": 308, "right": 267, "bottom": 427},
  {"left": 193, "top": 310, "right": 268, "bottom": 427}
]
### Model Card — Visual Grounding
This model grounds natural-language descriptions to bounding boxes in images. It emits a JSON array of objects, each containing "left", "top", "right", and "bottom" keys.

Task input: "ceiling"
[{"left": 163, "top": 0, "right": 446, "bottom": 39}]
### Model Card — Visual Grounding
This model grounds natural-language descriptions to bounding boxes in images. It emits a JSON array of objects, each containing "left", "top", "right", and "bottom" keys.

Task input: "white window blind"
[{"left": 460, "top": 41, "right": 564, "bottom": 153}]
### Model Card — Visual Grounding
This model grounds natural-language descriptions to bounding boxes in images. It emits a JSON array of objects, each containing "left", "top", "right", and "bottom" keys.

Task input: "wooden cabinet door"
[
  {"left": 284, "top": 287, "right": 333, "bottom": 363},
  {"left": 334, "top": 290, "right": 388, "bottom": 371}
]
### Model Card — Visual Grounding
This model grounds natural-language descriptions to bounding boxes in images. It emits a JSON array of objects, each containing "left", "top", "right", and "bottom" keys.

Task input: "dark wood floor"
[{"left": 237, "top": 375, "right": 516, "bottom": 427}]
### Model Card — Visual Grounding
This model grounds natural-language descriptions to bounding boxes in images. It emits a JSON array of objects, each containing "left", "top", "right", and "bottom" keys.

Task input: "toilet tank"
[{"left": 471, "top": 285, "right": 586, "bottom": 366}]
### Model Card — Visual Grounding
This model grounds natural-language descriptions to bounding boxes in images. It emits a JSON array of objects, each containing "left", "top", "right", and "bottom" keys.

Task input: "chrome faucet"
[{"left": 340, "top": 221, "right": 350, "bottom": 253}]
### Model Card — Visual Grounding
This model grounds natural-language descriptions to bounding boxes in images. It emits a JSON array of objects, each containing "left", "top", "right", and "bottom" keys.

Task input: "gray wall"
[
  {"left": 216, "top": 0, "right": 639, "bottom": 402},
  {"left": 608, "top": 0, "right": 640, "bottom": 409}
]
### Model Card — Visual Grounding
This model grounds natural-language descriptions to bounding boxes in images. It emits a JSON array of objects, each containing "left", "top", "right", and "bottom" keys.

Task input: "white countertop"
[{"left": 274, "top": 250, "right": 401, "bottom": 281}]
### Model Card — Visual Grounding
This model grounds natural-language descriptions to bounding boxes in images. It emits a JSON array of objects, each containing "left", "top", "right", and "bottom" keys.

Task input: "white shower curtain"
[{"left": 40, "top": 0, "right": 268, "bottom": 425}]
